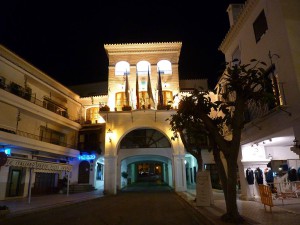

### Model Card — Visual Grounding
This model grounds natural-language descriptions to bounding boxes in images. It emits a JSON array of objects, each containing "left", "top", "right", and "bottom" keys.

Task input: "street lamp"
[{"left": 293, "top": 138, "right": 299, "bottom": 148}]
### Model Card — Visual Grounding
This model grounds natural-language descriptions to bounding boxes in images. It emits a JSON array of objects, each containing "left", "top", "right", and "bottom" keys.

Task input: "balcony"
[
  {"left": 0, "top": 80, "right": 81, "bottom": 123},
  {"left": 0, "top": 125, "right": 76, "bottom": 149},
  {"left": 244, "top": 82, "right": 288, "bottom": 124}
]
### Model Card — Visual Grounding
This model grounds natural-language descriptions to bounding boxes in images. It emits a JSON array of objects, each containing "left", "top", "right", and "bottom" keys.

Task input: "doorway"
[
  {"left": 7, "top": 169, "right": 22, "bottom": 197},
  {"left": 78, "top": 160, "right": 90, "bottom": 183}
]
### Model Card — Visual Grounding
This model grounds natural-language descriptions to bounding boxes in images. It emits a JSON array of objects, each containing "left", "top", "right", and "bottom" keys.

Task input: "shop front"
[{"left": 1, "top": 156, "right": 72, "bottom": 201}]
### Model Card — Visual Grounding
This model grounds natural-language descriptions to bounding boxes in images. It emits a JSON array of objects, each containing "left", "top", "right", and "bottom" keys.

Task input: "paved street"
[
  {"left": 1, "top": 190, "right": 211, "bottom": 225},
  {"left": 1, "top": 182, "right": 300, "bottom": 225}
]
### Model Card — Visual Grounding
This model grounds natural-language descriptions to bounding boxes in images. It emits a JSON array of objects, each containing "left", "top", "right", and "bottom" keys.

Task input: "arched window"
[
  {"left": 136, "top": 61, "right": 151, "bottom": 75},
  {"left": 120, "top": 128, "right": 171, "bottom": 148},
  {"left": 157, "top": 60, "right": 172, "bottom": 75},
  {"left": 115, "top": 61, "right": 130, "bottom": 76}
]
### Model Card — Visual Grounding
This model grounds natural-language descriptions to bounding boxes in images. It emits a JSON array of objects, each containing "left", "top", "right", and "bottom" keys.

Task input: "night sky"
[{"left": 1, "top": 0, "right": 246, "bottom": 89}]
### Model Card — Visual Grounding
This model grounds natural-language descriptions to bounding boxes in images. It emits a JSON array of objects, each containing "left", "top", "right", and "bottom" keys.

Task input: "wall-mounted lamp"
[
  {"left": 268, "top": 153, "right": 273, "bottom": 160},
  {"left": 293, "top": 138, "right": 300, "bottom": 148},
  {"left": 107, "top": 129, "right": 113, "bottom": 143}
]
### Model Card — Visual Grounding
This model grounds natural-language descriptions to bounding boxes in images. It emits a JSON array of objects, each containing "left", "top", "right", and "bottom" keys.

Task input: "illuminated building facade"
[
  {"left": 0, "top": 42, "right": 212, "bottom": 199},
  {"left": 219, "top": 0, "right": 300, "bottom": 200}
]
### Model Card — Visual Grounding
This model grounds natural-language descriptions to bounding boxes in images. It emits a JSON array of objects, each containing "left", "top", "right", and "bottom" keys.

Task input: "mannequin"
[
  {"left": 255, "top": 167, "right": 263, "bottom": 185},
  {"left": 266, "top": 167, "right": 275, "bottom": 191},
  {"left": 246, "top": 167, "right": 255, "bottom": 198},
  {"left": 288, "top": 167, "right": 297, "bottom": 182},
  {"left": 246, "top": 167, "right": 254, "bottom": 185}
]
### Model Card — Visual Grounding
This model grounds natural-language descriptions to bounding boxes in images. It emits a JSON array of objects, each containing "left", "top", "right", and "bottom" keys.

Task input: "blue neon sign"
[
  {"left": 0, "top": 148, "right": 11, "bottom": 155},
  {"left": 78, "top": 154, "right": 96, "bottom": 161}
]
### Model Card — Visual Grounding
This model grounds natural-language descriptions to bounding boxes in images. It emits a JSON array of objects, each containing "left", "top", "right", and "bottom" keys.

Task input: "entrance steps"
[{"left": 69, "top": 184, "right": 96, "bottom": 193}]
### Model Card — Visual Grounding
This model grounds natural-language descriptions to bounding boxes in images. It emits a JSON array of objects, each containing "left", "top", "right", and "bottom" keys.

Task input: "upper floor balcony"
[
  {"left": 0, "top": 125, "right": 78, "bottom": 157},
  {"left": 244, "top": 81, "right": 288, "bottom": 124},
  {"left": 0, "top": 78, "right": 83, "bottom": 127}
]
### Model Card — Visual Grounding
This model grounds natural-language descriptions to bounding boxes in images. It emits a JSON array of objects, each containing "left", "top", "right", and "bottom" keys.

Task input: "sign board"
[
  {"left": 258, "top": 184, "right": 273, "bottom": 212},
  {"left": 196, "top": 170, "right": 214, "bottom": 206},
  {"left": 4, "top": 157, "right": 72, "bottom": 172}
]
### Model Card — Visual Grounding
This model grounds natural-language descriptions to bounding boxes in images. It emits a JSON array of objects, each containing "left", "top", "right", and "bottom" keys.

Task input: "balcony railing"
[
  {"left": 0, "top": 125, "right": 76, "bottom": 149},
  {"left": 244, "top": 82, "right": 287, "bottom": 123},
  {"left": 0, "top": 81, "right": 81, "bottom": 123}
]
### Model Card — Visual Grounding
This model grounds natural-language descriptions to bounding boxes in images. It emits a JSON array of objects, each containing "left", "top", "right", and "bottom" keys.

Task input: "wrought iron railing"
[
  {"left": 0, "top": 81, "right": 81, "bottom": 123},
  {"left": 0, "top": 124, "right": 76, "bottom": 149},
  {"left": 244, "top": 82, "right": 287, "bottom": 123}
]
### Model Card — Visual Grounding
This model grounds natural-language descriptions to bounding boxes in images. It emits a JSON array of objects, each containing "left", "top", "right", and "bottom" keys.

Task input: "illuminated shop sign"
[
  {"left": 78, "top": 154, "right": 96, "bottom": 161},
  {"left": 4, "top": 157, "right": 73, "bottom": 172},
  {"left": 0, "top": 148, "right": 11, "bottom": 155}
]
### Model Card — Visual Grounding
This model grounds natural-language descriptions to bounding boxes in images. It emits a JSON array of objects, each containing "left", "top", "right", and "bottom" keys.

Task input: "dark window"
[
  {"left": 40, "top": 126, "right": 66, "bottom": 146},
  {"left": 78, "top": 128, "right": 102, "bottom": 154},
  {"left": 253, "top": 10, "right": 268, "bottom": 43}
]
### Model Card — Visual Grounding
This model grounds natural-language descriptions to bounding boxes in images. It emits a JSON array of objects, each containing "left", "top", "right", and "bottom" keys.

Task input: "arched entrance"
[
  {"left": 120, "top": 155, "right": 173, "bottom": 190},
  {"left": 118, "top": 128, "right": 173, "bottom": 190}
]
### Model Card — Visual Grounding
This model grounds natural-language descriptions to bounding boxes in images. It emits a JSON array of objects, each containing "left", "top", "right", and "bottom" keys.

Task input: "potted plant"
[
  {"left": 157, "top": 104, "right": 168, "bottom": 110},
  {"left": 121, "top": 171, "right": 129, "bottom": 187},
  {"left": 121, "top": 171, "right": 128, "bottom": 179},
  {"left": 0, "top": 205, "right": 10, "bottom": 218},
  {"left": 99, "top": 105, "right": 110, "bottom": 112},
  {"left": 122, "top": 105, "right": 132, "bottom": 111}
]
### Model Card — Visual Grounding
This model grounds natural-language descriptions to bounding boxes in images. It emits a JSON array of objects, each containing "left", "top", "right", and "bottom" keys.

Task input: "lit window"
[
  {"left": 115, "top": 61, "right": 130, "bottom": 75},
  {"left": 157, "top": 60, "right": 172, "bottom": 74},
  {"left": 136, "top": 61, "right": 151, "bottom": 75}
]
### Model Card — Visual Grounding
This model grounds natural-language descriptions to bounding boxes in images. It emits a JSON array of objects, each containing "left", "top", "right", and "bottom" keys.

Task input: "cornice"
[
  {"left": 104, "top": 42, "right": 182, "bottom": 55},
  {"left": 218, "top": 0, "right": 259, "bottom": 53}
]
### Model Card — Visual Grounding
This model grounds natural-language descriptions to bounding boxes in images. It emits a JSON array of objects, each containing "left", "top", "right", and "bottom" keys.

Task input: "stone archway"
[
  {"left": 117, "top": 128, "right": 174, "bottom": 190},
  {"left": 104, "top": 126, "right": 187, "bottom": 195}
]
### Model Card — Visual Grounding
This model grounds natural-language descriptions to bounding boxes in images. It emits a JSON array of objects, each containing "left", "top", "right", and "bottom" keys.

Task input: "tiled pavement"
[
  {"left": 1, "top": 187, "right": 300, "bottom": 224},
  {"left": 180, "top": 188, "right": 300, "bottom": 225}
]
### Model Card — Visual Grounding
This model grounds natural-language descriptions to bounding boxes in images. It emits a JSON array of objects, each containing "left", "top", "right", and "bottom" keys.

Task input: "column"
[
  {"left": 173, "top": 154, "right": 187, "bottom": 192},
  {"left": 104, "top": 155, "right": 117, "bottom": 195}
]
